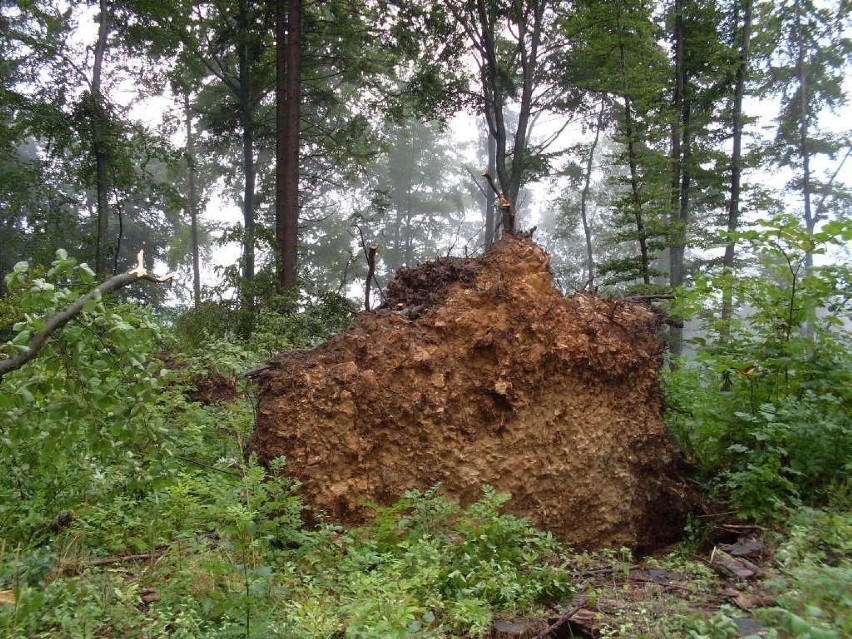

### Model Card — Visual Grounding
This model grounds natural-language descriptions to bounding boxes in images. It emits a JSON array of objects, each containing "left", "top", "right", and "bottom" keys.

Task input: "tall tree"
[
  {"left": 720, "top": 0, "right": 753, "bottom": 330},
  {"left": 392, "top": 0, "right": 577, "bottom": 234},
  {"left": 562, "top": 0, "right": 671, "bottom": 290},
  {"left": 768, "top": 0, "right": 852, "bottom": 269},
  {"left": 276, "top": 0, "right": 302, "bottom": 293},
  {"left": 669, "top": 0, "right": 733, "bottom": 352}
]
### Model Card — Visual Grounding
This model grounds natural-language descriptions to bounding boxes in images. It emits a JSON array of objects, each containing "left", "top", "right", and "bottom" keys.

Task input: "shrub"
[{"left": 666, "top": 216, "right": 852, "bottom": 519}]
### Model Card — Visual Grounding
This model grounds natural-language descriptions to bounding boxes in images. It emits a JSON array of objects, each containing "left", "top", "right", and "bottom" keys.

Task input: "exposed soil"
[
  {"left": 186, "top": 370, "right": 238, "bottom": 405},
  {"left": 250, "top": 235, "right": 696, "bottom": 550},
  {"left": 155, "top": 351, "right": 238, "bottom": 405}
]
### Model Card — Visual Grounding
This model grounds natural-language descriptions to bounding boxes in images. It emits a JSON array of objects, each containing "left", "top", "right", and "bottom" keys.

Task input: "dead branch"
[
  {"left": 532, "top": 603, "right": 586, "bottom": 638},
  {"left": 57, "top": 550, "right": 166, "bottom": 575},
  {"left": 353, "top": 223, "right": 385, "bottom": 309},
  {"left": 622, "top": 294, "right": 675, "bottom": 302},
  {"left": 365, "top": 244, "right": 378, "bottom": 311},
  {"left": 0, "top": 251, "right": 174, "bottom": 381}
]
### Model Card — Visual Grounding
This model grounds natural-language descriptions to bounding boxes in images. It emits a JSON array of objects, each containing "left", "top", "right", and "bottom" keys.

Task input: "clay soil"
[{"left": 250, "top": 235, "right": 694, "bottom": 550}]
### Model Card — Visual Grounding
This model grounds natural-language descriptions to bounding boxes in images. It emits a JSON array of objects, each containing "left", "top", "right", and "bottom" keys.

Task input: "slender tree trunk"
[
  {"left": 618, "top": 39, "right": 650, "bottom": 286},
  {"left": 625, "top": 99, "right": 650, "bottom": 286},
  {"left": 721, "top": 0, "right": 752, "bottom": 332},
  {"left": 92, "top": 0, "right": 111, "bottom": 278},
  {"left": 669, "top": 0, "right": 684, "bottom": 288},
  {"left": 238, "top": 0, "right": 256, "bottom": 330},
  {"left": 183, "top": 91, "right": 202, "bottom": 308},
  {"left": 484, "top": 125, "right": 496, "bottom": 249},
  {"left": 276, "top": 0, "right": 301, "bottom": 293},
  {"left": 507, "top": 0, "right": 545, "bottom": 207},
  {"left": 0, "top": 220, "right": 6, "bottom": 298},
  {"left": 794, "top": 0, "right": 814, "bottom": 270},
  {"left": 475, "top": 0, "right": 510, "bottom": 203},
  {"left": 669, "top": 0, "right": 693, "bottom": 358},
  {"left": 580, "top": 98, "right": 605, "bottom": 288}
]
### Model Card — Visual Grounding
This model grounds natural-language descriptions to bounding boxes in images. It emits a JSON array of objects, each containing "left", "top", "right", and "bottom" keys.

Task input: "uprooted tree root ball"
[{"left": 250, "top": 235, "right": 695, "bottom": 551}]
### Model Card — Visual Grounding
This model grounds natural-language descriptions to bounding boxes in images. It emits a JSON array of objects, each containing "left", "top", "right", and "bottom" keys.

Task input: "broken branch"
[
  {"left": 482, "top": 171, "right": 516, "bottom": 234},
  {"left": 0, "top": 250, "right": 174, "bottom": 381},
  {"left": 365, "top": 244, "right": 378, "bottom": 311}
]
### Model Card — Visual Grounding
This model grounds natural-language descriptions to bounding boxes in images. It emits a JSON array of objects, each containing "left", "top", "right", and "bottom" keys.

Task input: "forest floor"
[{"left": 487, "top": 527, "right": 778, "bottom": 638}]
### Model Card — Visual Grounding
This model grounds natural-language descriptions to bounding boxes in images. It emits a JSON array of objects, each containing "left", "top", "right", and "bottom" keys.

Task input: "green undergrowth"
[
  {"left": 0, "top": 435, "right": 572, "bottom": 638},
  {"left": 1, "top": 248, "right": 850, "bottom": 638}
]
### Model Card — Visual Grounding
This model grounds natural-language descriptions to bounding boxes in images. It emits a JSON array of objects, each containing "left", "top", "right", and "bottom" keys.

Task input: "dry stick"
[
  {"left": 0, "top": 251, "right": 174, "bottom": 381},
  {"left": 532, "top": 603, "right": 587, "bottom": 639},
  {"left": 352, "top": 223, "right": 384, "bottom": 308},
  {"left": 365, "top": 244, "right": 378, "bottom": 311},
  {"left": 83, "top": 551, "right": 164, "bottom": 568},
  {"left": 623, "top": 294, "right": 676, "bottom": 302}
]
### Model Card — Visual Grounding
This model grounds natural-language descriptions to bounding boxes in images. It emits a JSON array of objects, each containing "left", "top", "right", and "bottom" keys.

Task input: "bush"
[
  {"left": 0, "top": 251, "right": 169, "bottom": 543},
  {"left": 666, "top": 216, "right": 852, "bottom": 519}
]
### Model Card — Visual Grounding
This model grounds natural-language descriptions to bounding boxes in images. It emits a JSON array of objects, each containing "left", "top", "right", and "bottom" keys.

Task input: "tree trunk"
[
  {"left": 669, "top": 0, "right": 684, "bottom": 287},
  {"left": 618, "top": 39, "right": 650, "bottom": 287},
  {"left": 721, "top": 0, "right": 752, "bottom": 332},
  {"left": 794, "top": 0, "right": 814, "bottom": 270},
  {"left": 475, "top": 0, "right": 510, "bottom": 205},
  {"left": 668, "top": 0, "right": 689, "bottom": 358},
  {"left": 506, "top": 0, "right": 546, "bottom": 207},
  {"left": 484, "top": 125, "right": 496, "bottom": 249},
  {"left": 92, "top": 0, "right": 111, "bottom": 278},
  {"left": 580, "top": 98, "right": 605, "bottom": 288},
  {"left": 183, "top": 90, "right": 202, "bottom": 308},
  {"left": 238, "top": 0, "right": 256, "bottom": 331},
  {"left": 276, "top": 0, "right": 301, "bottom": 293}
]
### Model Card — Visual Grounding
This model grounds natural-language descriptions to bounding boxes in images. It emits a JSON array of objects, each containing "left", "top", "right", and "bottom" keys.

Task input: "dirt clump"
[{"left": 250, "top": 235, "right": 693, "bottom": 550}]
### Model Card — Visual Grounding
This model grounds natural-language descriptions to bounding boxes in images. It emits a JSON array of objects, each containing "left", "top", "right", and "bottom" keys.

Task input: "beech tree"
[
  {"left": 720, "top": 0, "right": 753, "bottom": 329},
  {"left": 390, "top": 0, "right": 579, "bottom": 233},
  {"left": 767, "top": 0, "right": 851, "bottom": 269}
]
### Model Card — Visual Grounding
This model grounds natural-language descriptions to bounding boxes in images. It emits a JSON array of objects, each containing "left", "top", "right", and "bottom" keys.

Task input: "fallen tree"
[{"left": 250, "top": 236, "right": 694, "bottom": 550}]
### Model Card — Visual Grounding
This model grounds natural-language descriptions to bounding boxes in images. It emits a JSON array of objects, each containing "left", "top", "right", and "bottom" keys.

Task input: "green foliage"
[
  {"left": 685, "top": 606, "right": 743, "bottom": 639},
  {"left": 758, "top": 508, "right": 852, "bottom": 639},
  {"left": 666, "top": 215, "right": 852, "bottom": 519},
  {"left": 271, "top": 486, "right": 571, "bottom": 639},
  {"left": 0, "top": 251, "right": 168, "bottom": 542},
  {"left": 173, "top": 288, "right": 354, "bottom": 357}
]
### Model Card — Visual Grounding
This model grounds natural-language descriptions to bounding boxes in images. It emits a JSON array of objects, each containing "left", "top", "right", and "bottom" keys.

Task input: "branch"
[{"left": 0, "top": 251, "right": 174, "bottom": 381}]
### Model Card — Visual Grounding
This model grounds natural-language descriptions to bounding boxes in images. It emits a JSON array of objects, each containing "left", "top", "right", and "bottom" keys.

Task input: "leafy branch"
[{"left": 0, "top": 251, "right": 173, "bottom": 381}]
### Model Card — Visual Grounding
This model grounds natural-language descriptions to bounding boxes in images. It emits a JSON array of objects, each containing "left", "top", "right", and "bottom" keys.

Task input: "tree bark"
[
  {"left": 669, "top": 0, "right": 684, "bottom": 288},
  {"left": 618, "top": 39, "right": 650, "bottom": 286},
  {"left": 183, "top": 90, "right": 202, "bottom": 308},
  {"left": 668, "top": 0, "right": 690, "bottom": 358},
  {"left": 580, "top": 98, "right": 605, "bottom": 288},
  {"left": 484, "top": 125, "right": 496, "bottom": 249},
  {"left": 276, "top": 0, "right": 301, "bottom": 293},
  {"left": 92, "top": 0, "right": 111, "bottom": 278},
  {"left": 507, "top": 0, "right": 546, "bottom": 207},
  {"left": 237, "top": 0, "right": 256, "bottom": 330},
  {"left": 721, "top": 0, "right": 752, "bottom": 331}
]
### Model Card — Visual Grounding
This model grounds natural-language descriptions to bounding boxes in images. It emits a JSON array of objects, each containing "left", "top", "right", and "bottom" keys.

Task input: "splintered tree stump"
[{"left": 250, "top": 235, "right": 694, "bottom": 550}]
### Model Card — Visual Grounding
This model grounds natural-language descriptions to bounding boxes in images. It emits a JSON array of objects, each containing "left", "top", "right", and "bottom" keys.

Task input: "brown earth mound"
[{"left": 250, "top": 235, "right": 693, "bottom": 550}]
